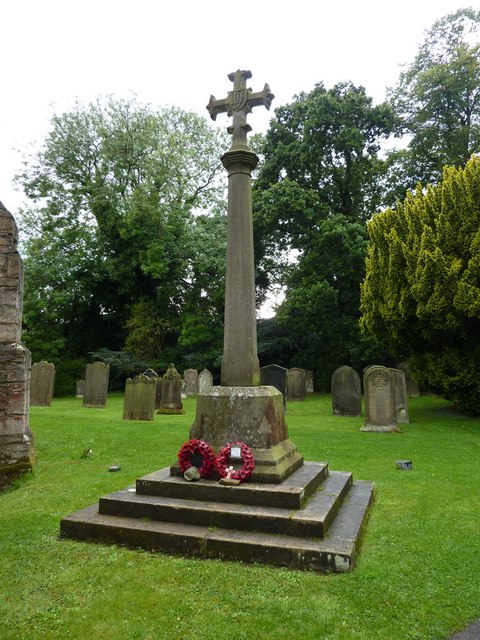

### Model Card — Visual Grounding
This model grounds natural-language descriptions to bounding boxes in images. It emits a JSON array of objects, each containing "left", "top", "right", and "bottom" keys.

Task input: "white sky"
[{"left": 0, "top": 0, "right": 472, "bottom": 214}]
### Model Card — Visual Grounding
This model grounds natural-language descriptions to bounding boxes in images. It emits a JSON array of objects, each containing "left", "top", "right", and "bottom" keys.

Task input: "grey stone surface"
[
  {"left": 287, "top": 368, "right": 306, "bottom": 401},
  {"left": 198, "top": 369, "right": 213, "bottom": 394},
  {"left": 331, "top": 365, "right": 361, "bottom": 417},
  {"left": 60, "top": 462, "right": 375, "bottom": 573},
  {"left": 83, "top": 361, "right": 110, "bottom": 408},
  {"left": 390, "top": 367, "right": 409, "bottom": 424},
  {"left": 260, "top": 364, "right": 287, "bottom": 410},
  {"left": 449, "top": 620, "right": 480, "bottom": 639},
  {"left": 30, "top": 361, "right": 55, "bottom": 406},
  {"left": 362, "top": 365, "right": 400, "bottom": 432},
  {"left": 183, "top": 369, "right": 198, "bottom": 396},
  {"left": 208, "top": 71, "right": 273, "bottom": 387},
  {"left": 123, "top": 374, "right": 156, "bottom": 421},
  {"left": 0, "top": 202, "right": 34, "bottom": 478},
  {"left": 158, "top": 364, "right": 183, "bottom": 414}
]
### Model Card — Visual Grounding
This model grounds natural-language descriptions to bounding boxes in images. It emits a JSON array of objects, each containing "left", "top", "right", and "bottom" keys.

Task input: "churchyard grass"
[{"left": 1, "top": 393, "right": 479, "bottom": 640}]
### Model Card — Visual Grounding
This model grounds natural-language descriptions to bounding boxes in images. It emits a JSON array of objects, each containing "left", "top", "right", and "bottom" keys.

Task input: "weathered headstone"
[
  {"left": 83, "top": 361, "right": 110, "bottom": 408},
  {"left": 183, "top": 369, "right": 198, "bottom": 396},
  {"left": 198, "top": 369, "right": 213, "bottom": 394},
  {"left": 30, "top": 361, "right": 55, "bottom": 406},
  {"left": 76, "top": 379, "right": 85, "bottom": 398},
  {"left": 331, "top": 365, "right": 361, "bottom": 417},
  {"left": 143, "top": 368, "right": 158, "bottom": 379},
  {"left": 397, "top": 362, "right": 420, "bottom": 397},
  {"left": 260, "top": 364, "right": 287, "bottom": 410},
  {"left": 361, "top": 365, "right": 400, "bottom": 432},
  {"left": 123, "top": 374, "right": 156, "bottom": 421},
  {"left": 390, "top": 368, "right": 410, "bottom": 424},
  {"left": 305, "top": 370, "right": 314, "bottom": 393},
  {"left": 158, "top": 364, "right": 184, "bottom": 414},
  {"left": 287, "top": 367, "right": 306, "bottom": 401},
  {"left": 0, "top": 201, "right": 34, "bottom": 480},
  {"left": 155, "top": 378, "right": 163, "bottom": 409}
]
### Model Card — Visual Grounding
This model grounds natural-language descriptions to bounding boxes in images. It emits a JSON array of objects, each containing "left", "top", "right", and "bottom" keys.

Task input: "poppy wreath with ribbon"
[
  {"left": 177, "top": 439, "right": 216, "bottom": 478},
  {"left": 216, "top": 441, "right": 255, "bottom": 482}
]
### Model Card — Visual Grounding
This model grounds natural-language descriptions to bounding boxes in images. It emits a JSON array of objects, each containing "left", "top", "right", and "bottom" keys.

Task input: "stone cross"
[
  {"left": 207, "top": 69, "right": 274, "bottom": 150},
  {"left": 207, "top": 71, "right": 274, "bottom": 386}
]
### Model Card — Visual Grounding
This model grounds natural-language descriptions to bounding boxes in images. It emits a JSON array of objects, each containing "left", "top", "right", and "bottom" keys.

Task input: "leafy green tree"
[
  {"left": 386, "top": 8, "right": 480, "bottom": 198},
  {"left": 17, "top": 96, "right": 227, "bottom": 363},
  {"left": 360, "top": 155, "right": 480, "bottom": 415},
  {"left": 253, "top": 82, "right": 396, "bottom": 380}
]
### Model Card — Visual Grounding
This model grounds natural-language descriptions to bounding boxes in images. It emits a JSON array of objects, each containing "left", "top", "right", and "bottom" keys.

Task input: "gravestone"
[
  {"left": 260, "top": 364, "right": 287, "bottom": 410},
  {"left": 390, "top": 368, "right": 409, "bottom": 424},
  {"left": 305, "top": 370, "right": 314, "bottom": 393},
  {"left": 287, "top": 367, "right": 306, "bottom": 401},
  {"left": 123, "top": 374, "right": 156, "bottom": 421},
  {"left": 143, "top": 368, "right": 158, "bottom": 379},
  {"left": 361, "top": 365, "right": 400, "bottom": 432},
  {"left": 198, "top": 369, "right": 213, "bottom": 394},
  {"left": 83, "top": 361, "right": 110, "bottom": 408},
  {"left": 76, "top": 379, "right": 85, "bottom": 398},
  {"left": 155, "top": 378, "right": 163, "bottom": 409},
  {"left": 331, "top": 365, "right": 361, "bottom": 417},
  {"left": 397, "top": 362, "right": 420, "bottom": 397},
  {"left": 0, "top": 201, "right": 34, "bottom": 481},
  {"left": 183, "top": 369, "right": 198, "bottom": 396},
  {"left": 158, "top": 364, "right": 184, "bottom": 414},
  {"left": 30, "top": 361, "right": 55, "bottom": 406}
]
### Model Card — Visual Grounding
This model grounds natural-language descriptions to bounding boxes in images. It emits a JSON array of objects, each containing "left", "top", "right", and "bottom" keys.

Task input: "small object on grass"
[
  {"left": 184, "top": 466, "right": 201, "bottom": 482},
  {"left": 80, "top": 448, "right": 94, "bottom": 459},
  {"left": 396, "top": 460, "right": 413, "bottom": 470},
  {"left": 108, "top": 465, "right": 121, "bottom": 472}
]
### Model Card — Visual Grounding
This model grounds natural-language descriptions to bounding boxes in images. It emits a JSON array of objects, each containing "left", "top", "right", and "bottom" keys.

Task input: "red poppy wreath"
[
  {"left": 177, "top": 439, "right": 216, "bottom": 478},
  {"left": 216, "top": 441, "right": 255, "bottom": 482}
]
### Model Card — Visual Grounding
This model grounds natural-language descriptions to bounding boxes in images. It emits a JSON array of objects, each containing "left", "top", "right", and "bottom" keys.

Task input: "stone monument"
[
  {"left": 157, "top": 364, "right": 184, "bottom": 415},
  {"left": 183, "top": 369, "right": 198, "bottom": 396},
  {"left": 0, "top": 201, "right": 34, "bottom": 482},
  {"left": 331, "top": 365, "right": 361, "bottom": 417},
  {"left": 61, "top": 73, "right": 374, "bottom": 573},
  {"left": 198, "top": 369, "right": 213, "bottom": 394},
  {"left": 123, "top": 373, "right": 156, "bottom": 421},
  {"left": 287, "top": 367, "right": 307, "bottom": 402},
  {"left": 30, "top": 361, "right": 55, "bottom": 406},
  {"left": 190, "top": 70, "right": 302, "bottom": 482},
  {"left": 83, "top": 361, "right": 110, "bottom": 408},
  {"left": 361, "top": 365, "right": 401, "bottom": 432}
]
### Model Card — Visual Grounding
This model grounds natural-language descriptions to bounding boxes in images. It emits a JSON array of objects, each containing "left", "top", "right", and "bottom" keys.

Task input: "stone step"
[
  {"left": 98, "top": 471, "right": 353, "bottom": 538},
  {"left": 60, "top": 481, "right": 375, "bottom": 573},
  {"left": 136, "top": 461, "right": 328, "bottom": 509}
]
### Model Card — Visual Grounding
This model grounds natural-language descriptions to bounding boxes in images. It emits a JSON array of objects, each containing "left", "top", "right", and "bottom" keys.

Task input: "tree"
[
  {"left": 17, "top": 96, "right": 227, "bottom": 364},
  {"left": 386, "top": 8, "right": 480, "bottom": 197},
  {"left": 252, "top": 82, "right": 396, "bottom": 381},
  {"left": 360, "top": 155, "right": 480, "bottom": 415}
]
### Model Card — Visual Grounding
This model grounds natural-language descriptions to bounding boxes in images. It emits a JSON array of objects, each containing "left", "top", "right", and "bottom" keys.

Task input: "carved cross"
[{"left": 207, "top": 69, "right": 274, "bottom": 149}]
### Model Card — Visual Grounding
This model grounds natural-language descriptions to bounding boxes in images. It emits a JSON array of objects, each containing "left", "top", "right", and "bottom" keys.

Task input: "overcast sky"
[{"left": 0, "top": 0, "right": 472, "bottom": 214}]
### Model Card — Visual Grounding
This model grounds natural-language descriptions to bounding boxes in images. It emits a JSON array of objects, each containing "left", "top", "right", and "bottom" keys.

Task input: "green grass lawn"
[{"left": 1, "top": 393, "right": 479, "bottom": 640}]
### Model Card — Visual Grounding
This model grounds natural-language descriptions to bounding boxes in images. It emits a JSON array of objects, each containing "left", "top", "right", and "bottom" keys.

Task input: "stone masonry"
[{"left": 0, "top": 201, "right": 34, "bottom": 481}]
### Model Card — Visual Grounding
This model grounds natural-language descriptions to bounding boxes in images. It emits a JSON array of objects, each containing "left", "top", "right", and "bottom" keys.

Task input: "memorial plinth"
[{"left": 187, "top": 386, "right": 303, "bottom": 482}]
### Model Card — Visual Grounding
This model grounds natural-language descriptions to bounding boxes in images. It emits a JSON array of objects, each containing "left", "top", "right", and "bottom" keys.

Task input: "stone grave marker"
[
  {"left": 287, "top": 367, "right": 306, "bottom": 401},
  {"left": 260, "top": 364, "right": 287, "bottom": 410},
  {"left": 397, "top": 362, "right": 420, "bottom": 397},
  {"left": 158, "top": 363, "right": 184, "bottom": 414},
  {"left": 83, "top": 361, "right": 110, "bottom": 408},
  {"left": 123, "top": 373, "right": 156, "bottom": 421},
  {"left": 305, "top": 370, "right": 314, "bottom": 393},
  {"left": 198, "top": 369, "right": 213, "bottom": 394},
  {"left": 183, "top": 369, "right": 198, "bottom": 396},
  {"left": 331, "top": 365, "right": 361, "bottom": 416},
  {"left": 76, "top": 379, "right": 85, "bottom": 398},
  {"left": 390, "top": 368, "right": 410, "bottom": 424},
  {"left": 0, "top": 201, "right": 34, "bottom": 479},
  {"left": 361, "top": 365, "right": 400, "bottom": 432},
  {"left": 30, "top": 361, "right": 55, "bottom": 406}
]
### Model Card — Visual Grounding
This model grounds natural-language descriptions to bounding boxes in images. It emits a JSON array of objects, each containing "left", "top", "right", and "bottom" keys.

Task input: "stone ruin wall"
[{"left": 0, "top": 201, "right": 34, "bottom": 481}]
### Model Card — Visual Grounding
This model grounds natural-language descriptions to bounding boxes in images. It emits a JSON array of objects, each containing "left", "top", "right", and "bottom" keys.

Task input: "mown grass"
[{"left": 1, "top": 393, "right": 479, "bottom": 640}]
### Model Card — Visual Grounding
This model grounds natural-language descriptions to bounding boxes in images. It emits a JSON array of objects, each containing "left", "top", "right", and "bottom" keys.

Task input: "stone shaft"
[{"left": 221, "top": 149, "right": 260, "bottom": 386}]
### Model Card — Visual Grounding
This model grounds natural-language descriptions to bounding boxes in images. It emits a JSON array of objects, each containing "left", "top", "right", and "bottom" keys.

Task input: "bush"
[{"left": 54, "top": 358, "right": 88, "bottom": 397}]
